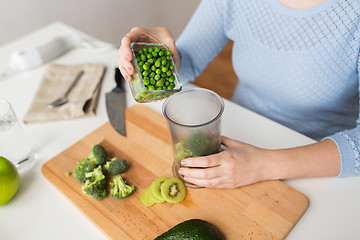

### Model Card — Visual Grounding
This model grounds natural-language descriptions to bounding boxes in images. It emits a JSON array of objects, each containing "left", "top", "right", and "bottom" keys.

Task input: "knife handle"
[{"left": 114, "top": 67, "right": 124, "bottom": 92}]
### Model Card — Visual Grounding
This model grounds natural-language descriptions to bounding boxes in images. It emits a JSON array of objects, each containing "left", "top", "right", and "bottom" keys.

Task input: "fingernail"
[
  {"left": 127, "top": 66, "right": 132, "bottom": 72},
  {"left": 181, "top": 160, "right": 187, "bottom": 166},
  {"left": 178, "top": 168, "right": 184, "bottom": 174},
  {"left": 127, "top": 53, "right": 131, "bottom": 60}
]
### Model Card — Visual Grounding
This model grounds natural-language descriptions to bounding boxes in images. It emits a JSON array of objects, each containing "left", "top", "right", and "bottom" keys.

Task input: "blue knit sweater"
[{"left": 176, "top": 0, "right": 360, "bottom": 177}]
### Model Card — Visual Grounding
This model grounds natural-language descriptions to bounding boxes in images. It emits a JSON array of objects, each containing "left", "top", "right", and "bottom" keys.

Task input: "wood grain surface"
[{"left": 41, "top": 104, "right": 308, "bottom": 240}]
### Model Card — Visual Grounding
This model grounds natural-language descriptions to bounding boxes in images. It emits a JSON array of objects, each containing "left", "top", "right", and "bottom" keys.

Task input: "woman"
[{"left": 118, "top": 0, "right": 360, "bottom": 188}]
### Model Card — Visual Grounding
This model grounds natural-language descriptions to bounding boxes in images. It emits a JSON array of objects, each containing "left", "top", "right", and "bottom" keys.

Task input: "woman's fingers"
[
  {"left": 181, "top": 153, "right": 222, "bottom": 168},
  {"left": 179, "top": 165, "right": 223, "bottom": 179}
]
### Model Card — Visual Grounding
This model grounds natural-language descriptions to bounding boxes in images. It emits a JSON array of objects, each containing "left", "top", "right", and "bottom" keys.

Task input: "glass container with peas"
[{"left": 129, "top": 42, "right": 182, "bottom": 103}]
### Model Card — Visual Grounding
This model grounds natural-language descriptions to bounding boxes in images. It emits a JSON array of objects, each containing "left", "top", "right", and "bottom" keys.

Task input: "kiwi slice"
[
  {"left": 160, "top": 178, "right": 187, "bottom": 203},
  {"left": 140, "top": 187, "right": 156, "bottom": 207},
  {"left": 150, "top": 176, "right": 169, "bottom": 203}
]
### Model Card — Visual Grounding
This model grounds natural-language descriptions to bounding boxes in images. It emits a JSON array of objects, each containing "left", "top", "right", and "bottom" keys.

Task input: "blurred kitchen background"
[
  {"left": 0, "top": 0, "right": 200, "bottom": 47},
  {"left": 0, "top": 0, "right": 238, "bottom": 99}
]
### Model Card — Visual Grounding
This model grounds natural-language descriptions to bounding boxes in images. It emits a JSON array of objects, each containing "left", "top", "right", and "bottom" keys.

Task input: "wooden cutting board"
[{"left": 42, "top": 104, "right": 308, "bottom": 240}]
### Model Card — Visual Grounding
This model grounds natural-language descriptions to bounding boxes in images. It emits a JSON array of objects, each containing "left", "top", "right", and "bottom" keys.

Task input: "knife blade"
[{"left": 106, "top": 67, "right": 126, "bottom": 136}]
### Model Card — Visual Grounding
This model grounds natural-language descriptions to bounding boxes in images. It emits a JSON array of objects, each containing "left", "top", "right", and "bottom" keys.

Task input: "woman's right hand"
[{"left": 118, "top": 26, "right": 180, "bottom": 82}]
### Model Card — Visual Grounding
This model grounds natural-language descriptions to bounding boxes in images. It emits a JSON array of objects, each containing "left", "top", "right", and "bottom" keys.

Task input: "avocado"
[{"left": 155, "top": 219, "right": 225, "bottom": 240}]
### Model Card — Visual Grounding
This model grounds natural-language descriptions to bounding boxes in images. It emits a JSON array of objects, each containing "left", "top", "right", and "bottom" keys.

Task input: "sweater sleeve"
[
  {"left": 326, "top": 54, "right": 360, "bottom": 177},
  {"left": 176, "top": 0, "right": 229, "bottom": 83}
]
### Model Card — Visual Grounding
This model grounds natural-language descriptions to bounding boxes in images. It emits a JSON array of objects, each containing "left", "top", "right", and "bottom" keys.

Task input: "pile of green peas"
[{"left": 134, "top": 46, "right": 176, "bottom": 92}]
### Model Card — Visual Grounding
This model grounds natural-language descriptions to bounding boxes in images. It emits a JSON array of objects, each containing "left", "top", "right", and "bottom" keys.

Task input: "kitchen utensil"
[
  {"left": 41, "top": 104, "right": 308, "bottom": 240},
  {"left": 163, "top": 88, "right": 224, "bottom": 188},
  {"left": 48, "top": 70, "right": 84, "bottom": 108},
  {"left": 105, "top": 67, "right": 126, "bottom": 136}
]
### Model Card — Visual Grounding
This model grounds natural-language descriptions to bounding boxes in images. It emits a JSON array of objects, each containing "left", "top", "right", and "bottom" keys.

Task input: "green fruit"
[
  {"left": 155, "top": 219, "right": 225, "bottom": 240},
  {"left": 150, "top": 176, "right": 168, "bottom": 203},
  {"left": 160, "top": 178, "right": 186, "bottom": 204},
  {"left": 0, "top": 156, "right": 20, "bottom": 206},
  {"left": 140, "top": 187, "right": 156, "bottom": 207}
]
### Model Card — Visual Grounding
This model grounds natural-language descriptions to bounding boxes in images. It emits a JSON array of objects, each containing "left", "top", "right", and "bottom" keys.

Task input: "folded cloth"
[{"left": 24, "top": 63, "right": 106, "bottom": 123}]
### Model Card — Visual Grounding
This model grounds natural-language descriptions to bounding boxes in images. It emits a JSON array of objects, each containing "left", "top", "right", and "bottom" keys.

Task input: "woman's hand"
[
  {"left": 178, "top": 136, "right": 270, "bottom": 188},
  {"left": 118, "top": 26, "right": 180, "bottom": 82},
  {"left": 178, "top": 136, "right": 341, "bottom": 189}
]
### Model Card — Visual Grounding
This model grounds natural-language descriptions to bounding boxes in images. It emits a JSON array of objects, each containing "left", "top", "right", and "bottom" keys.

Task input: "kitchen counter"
[{"left": 0, "top": 22, "right": 359, "bottom": 240}]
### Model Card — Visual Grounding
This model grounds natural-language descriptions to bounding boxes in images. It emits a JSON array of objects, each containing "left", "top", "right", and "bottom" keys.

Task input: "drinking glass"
[
  {"left": 162, "top": 88, "right": 225, "bottom": 187},
  {"left": 0, "top": 100, "right": 36, "bottom": 172}
]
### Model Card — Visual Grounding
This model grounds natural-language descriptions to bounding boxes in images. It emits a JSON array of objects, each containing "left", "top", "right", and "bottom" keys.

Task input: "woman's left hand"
[{"left": 178, "top": 136, "right": 269, "bottom": 188}]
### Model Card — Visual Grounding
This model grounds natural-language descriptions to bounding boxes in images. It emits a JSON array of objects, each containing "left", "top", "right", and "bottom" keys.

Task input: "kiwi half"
[
  {"left": 150, "top": 176, "right": 168, "bottom": 203},
  {"left": 160, "top": 178, "right": 187, "bottom": 204},
  {"left": 140, "top": 187, "right": 156, "bottom": 207}
]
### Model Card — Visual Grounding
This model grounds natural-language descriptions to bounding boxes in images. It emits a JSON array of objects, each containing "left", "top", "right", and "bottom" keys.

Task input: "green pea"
[
  {"left": 143, "top": 48, "right": 148, "bottom": 52},
  {"left": 161, "top": 73, "right": 167, "bottom": 78},
  {"left": 166, "top": 56, "right": 171, "bottom": 61},
  {"left": 154, "top": 46, "right": 160, "bottom": 52},
  {"left": 148, "top": 47, "right": 153, "bottom": 53},
  {"left": 151, "top": 65, "right": 156, "bottom": 72},
  {"left": 138, "top": 49, "right": 144, "bottom": 54},
  {"left": 162, "top": 66, "right": 168, "bottom": 72},
  {"left": 148, "top": 85, "right": 156, "bottom": 91},
  {"left": 139, "top": 66, "right": 143, "bottom": 72},
  {"left": 156, "top": 79, "right": 164, "bottom": 87},
  {"left": 147, "top": 53, "right": 152, "bottom": 59},
  {"left": 155, "top": 69, "right": 162, "bottom": 75},
  {"left": 143, "top": 64, "right": 149, "bottom": 71},
  {"left": 143, "top": 77, "right": 150, "bottom": 85},
  {"left": 159, "top": 51, "right": 165, "bottom": 57},
  {"left": 169, "top": 65, "right": 175, "bottom": 71},
  {"left": 165, "top": 81, "right": 169, "bottom": 86},
  {"left": 150, "top": 78, "right": 156, "bottom": 85},
  {"left": 138, "top": 61, "right": 144, "bottom": 66},
  {"left": 140, "top": 54, "right": 146, "bottom": 61},
  {"left": 167, "top": 85, "right": 173, "bottom": 90},
  {"left": 149, "top": 72, "right": 155, "bottom": 78},
  {"left": 155, "top": 61, "right": 161, "bottom": 68},
  {"left": 147, "top": 59, "right": 154, "bottom": 64},
  {"left": 166, "top": 50, "right": 172, "bottom": 56},
  {"left": 142, "top": 70, "right": 149, "bottom": 77},
  {"left": 156, "top": 87, "right": 163, "bottom": 90},
  {"left": 154, "top": 74, "right": 161, "bottom": 80},
  {"left": 166, "top": 70, "right": 172, "bottom": 77},
  {"left": 168, "top": 75, "right": 175, "bottom": 82},
  {"left": 152, "top": 51, "right": 158, "bottom": 58},
  {"left": 136, "top": 56, "right": 140, "bottom": 63},
  {"left": 161, "top": 59, "right": 167, "bottom": 65}
]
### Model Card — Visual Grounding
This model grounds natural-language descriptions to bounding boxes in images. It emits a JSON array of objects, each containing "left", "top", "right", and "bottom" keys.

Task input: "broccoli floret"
[
  {"left": 110, "top": 175, "right": 135, "bottom": 199},
  {"left": 88, "top": 144, "right": 107, "bottom": 165},
  {"left": 74, "top": 158, "right": 96, "bottom": 183},
  {"left": 104, "top": 158, "right": 129, "bottom": 175},
  {"left": 82, "top": 165, "right": 108, "bottom": 200}
]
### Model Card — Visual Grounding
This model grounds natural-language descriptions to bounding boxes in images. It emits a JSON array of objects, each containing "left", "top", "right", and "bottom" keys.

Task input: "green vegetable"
[
  {"left": 134, "top": 46, "right": 176, "bottom": 92},
  {"left": 110, "top": 175, "right": 135, "bottom": 199},
  {"left": 184, "top": 131, "right": 219, "bottom": 156},
  {"left": 87, "top": 144, "right": 107, "bottom": 165},
  {"left": 65, "top": 172, "right": 72, "bottom": 177},
  {"left": 74, "top": 158, "right": 96, "bottom": 183},
  {"left": 175, "top": 131, "right": 220, "bottom": 161},
  {"left": 104, "top": 158, "right": 129, "bottom": 175},
  {"left": 155, "top": 219, "right": 225, "bottom": 240},
  {"left": 82, "top": 166, "right": 108, "bottom": 200}
]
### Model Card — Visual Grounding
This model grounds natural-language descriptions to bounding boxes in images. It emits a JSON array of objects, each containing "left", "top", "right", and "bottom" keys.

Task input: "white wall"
[{"left": 0, "top": 0, "right": 200, "bottom": 47}]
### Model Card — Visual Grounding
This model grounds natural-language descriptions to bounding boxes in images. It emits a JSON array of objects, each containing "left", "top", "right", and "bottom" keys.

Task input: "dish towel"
[{"left": 24, "top": 63, "right": 106, "bottom": 123}]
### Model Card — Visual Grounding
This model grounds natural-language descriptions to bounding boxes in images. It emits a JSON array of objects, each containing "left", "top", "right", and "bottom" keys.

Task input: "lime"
[{"left": 0, "top": 156, "right": 20, "bottom": 206}]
